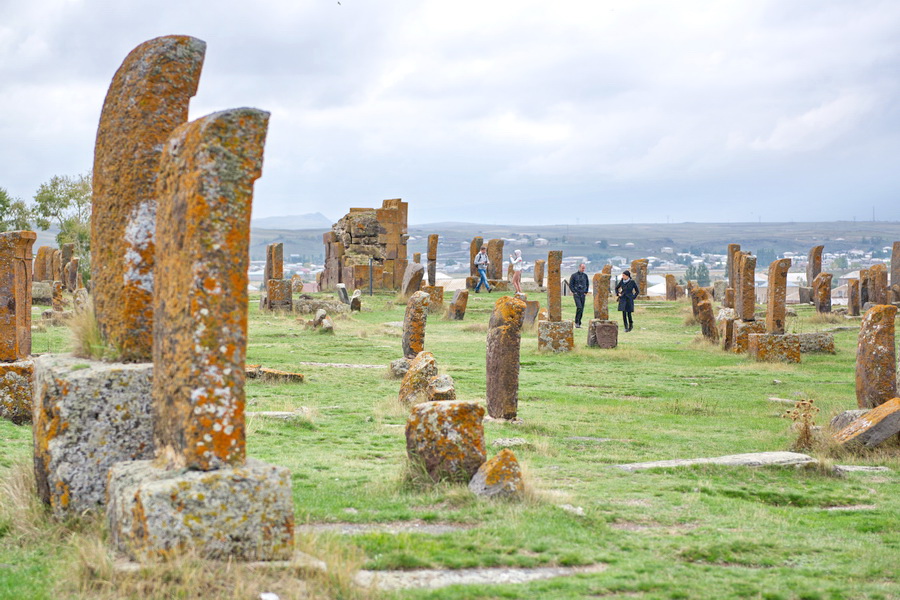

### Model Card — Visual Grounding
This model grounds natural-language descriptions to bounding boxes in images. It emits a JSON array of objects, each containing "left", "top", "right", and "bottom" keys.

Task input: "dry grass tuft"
[
  {"left": 0, "top": 462, "right": 59, "bottom": 545},
  {"left": 807, "top": 312, "right": 844, "bottom": 325},
  {"left": 462, "top": 322, "right": 488, "bottom": 333},
  {"left": 690, "top": 335, "right": 720, "bottom": 350},
  {"left": 68, "top": 299, "right": 120, "bottom": 361}
]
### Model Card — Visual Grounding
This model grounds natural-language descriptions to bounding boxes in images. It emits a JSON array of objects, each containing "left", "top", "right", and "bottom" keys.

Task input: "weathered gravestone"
[
  {"left": 848, "top": 278, "right": 860, "bottom": 317},
  {"left": 336, "top": 282, "right": 350, "bottom": 304},
  {"left": 427, "top": 233, "right": 438, "bottom": 287},
  {"left": 446, "top": 289, "right": 468, "bottom": 320},
  {"left": 406, "top": 401, "right": 486, "bottom": 482},
  {"left": 592, "top": 272, "right": 610, "bottom": 320},
  {"left": 812, "top": 272, "right": 832, "bottom": 313},
  {"left": 666, "top": 274, "right": 678, "bottom": 301},
  {"left": 33, "top": 246, "right": 52, "bottom": 282},
  {"left": 107, "top": 107, "right": 294, "bottom": 561},
  {"left": 487, "top": 239, "right": 504, "bottom": 281},
  {"left": 806, "top": 245, "right": 823, "bottom": 288},
  {"left": 0, "top": 231, "right": 36, "bottom": 425},
  {"left": 538, "top": 250, "right": 573, "bottom": 352},
  {"left": 587, "top": 319, "right": 618, "bottom": 349},
  {"left": 486, "top": 296, "right": 526, "bottom": 419},
  {"left": 422, "top": 285, "right": 444, "bottom": 314},
  {"left": 533, "top": 259, "right": 545, "bottom": 288},
  {"left": 868, "top": 263, "right": 888, "bottom": 305},
  {"left": 833, "top": 398, "right": 900, "bottom": 449},
  {"left": 856, "top": 304, "right": 897, "bottom": 409},
  {"left": 749, "top": 258, "right": 799, "bottom": 363},
  {"left": 401, "top": 262, "right": 425, "bottom": 299},
  {"left": 402, "top": 290, "right": 430, "bottom": 358},
  {"left": 522, "top": 300, "right": 540, "bottom": 328},
  {"left": 892, "top": 241, "right": 900, "bottom": 302}
]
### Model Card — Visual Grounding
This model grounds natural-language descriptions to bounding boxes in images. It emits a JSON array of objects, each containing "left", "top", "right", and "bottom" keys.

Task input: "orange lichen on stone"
[
  {"left": 468, "top": 449, "right": 524, "bottom": 500},
  {"left": 469, "top": 237, "right": 484, "bottom": 278},
  {"left": 732, "top": 319, "right": 766, "bottom": 354},
  {"left": 812, "top": 272, "right": 833, "bottom": 314},
  {"left": 0, "top": 360, "right": 34, "bottom": 424},
  {"left": 546, "top": 251, "right": 563, "bottom": 321},
  {"left": 399, "top": 351, "right": 438, "bottom": 406},
  {"left": 486, "top": 296, "right": 526, "bottom": 419},
  {"left": 738, "top": 254, "right": 756, "bottom": 321},
  {"left": 486, "top": 239, "right": 504, "bottom": 281},
  {"left": 867, "top": 263, "right": 889, "bottom": 305},
  {"left": 245, "top": 365, "right": 304, "bottom": 383},
  {"left": 848, "top": 279, "right": 860, "bottom": 316},
  {"left": 766, "top": 258, "right": 792, "bottom": 334},
  {"left": 446, "top": 289, "right": 468, "bottom": 320},
  {"left": 748, "top": 333, "right": 801, "bottom": 363},
  {"left": 92, "top": 35, "right": 206, "bottom": 362},
  {"left": 537, "top": 319, "right": 574, "bottom": 353},
  {"left": 533, "top": 259, "right": 545, "bottom": 288},
  {"left": 806, "top": 245, "right": 823, "bottom": 285},
  {"left": 0, "top": 231, "right": 36, "bottom": 361},
  {"left": 33, "top": 246, "right": 51, "bottom": 281},
  {"left": 152, "top": 108, "right": 267, "bottom": 471},
  {"left": 856, "top": 304, "right": 897, "bottom": 409},
  {"left": 422, "top": 285, "right": 444, "bottom": 314},
  {"left": 266, "top": 279, "right": 292, "bottom": 311},
  {"left": 402, "top": 290, "right": 430, "bottom": 359},
  {"left": 834, "top": 398, "right": 900, "bottom": 448},
  {"left": 593, "top": 272, "right": 610, "bottom": 319},
  {"left": 406, "top": 400, "right": 486, "bottom": 482},
  {"left": 664, "top": 274, "right": 677, "bottom": 301},
  {"left": 726, "top": 244, "right": 741, "bottom": 298},
  {"left": 51, "top": 281, "right": 65, "bottom": 312},
  {"left": 697, "top": 300, "right": 718, "bottom": 342}
]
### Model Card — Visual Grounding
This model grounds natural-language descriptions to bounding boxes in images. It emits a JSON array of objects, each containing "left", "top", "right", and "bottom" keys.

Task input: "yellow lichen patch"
[
  {"left": 856, "top": 305, "right": 898, "bottom": 409},
  {"left": 0, "top": 361, "right": 34, "bottom": 424},
  {"left": 406, "top": 401, "right": 486, "bottom": 482}
]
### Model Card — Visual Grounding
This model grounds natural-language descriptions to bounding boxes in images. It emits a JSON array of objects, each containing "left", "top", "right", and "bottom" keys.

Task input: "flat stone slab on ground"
[
  {"left": 354, "top": 564, "right": 607, "bottom": 591},
  {"left": 297, "top": 521, "right": 472, "bottom": 535},
  {"left": 834, "top": 465, "right": 892, "bottom": 474},
  {"left": 614, "top": 451, "right": 815, "bottom": 472}
]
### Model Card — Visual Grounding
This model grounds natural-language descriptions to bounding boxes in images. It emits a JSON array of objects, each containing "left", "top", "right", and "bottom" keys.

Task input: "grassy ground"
[{"left": 1, "top": 293, "right": 898, "bottom": 599}]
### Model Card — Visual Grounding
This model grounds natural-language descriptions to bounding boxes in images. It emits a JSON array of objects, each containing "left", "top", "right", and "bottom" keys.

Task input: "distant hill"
[{"left": 250, "top": 212, "right": 332, "bottom": 230}]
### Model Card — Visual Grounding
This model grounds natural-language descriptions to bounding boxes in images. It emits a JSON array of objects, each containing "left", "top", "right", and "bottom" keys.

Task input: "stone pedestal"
[
  {"left": 266, "top": 279, "right": 293, "bottom": 311},
  {"left": 32, "top": 355, "right": 154, "bottom": 517},
  {"left": 406, "top": 400, "right": 486, "bottom": 482},
  {"left": 796, "top": 332, "right": 836, "bottom": 354},
  {"left": 587, "top": 319, "right": 618, "bottom": 349},
  {"left": 732, "top": 319, "right": 765, "bottom": 354},
  {"left": 0, "top": 359, "right": 33, "bottom": 424},
  {"left": 537, "top": 320, "right": 574, "bottom": 353},
  {"left": 107, "top": 458, "right": 294, "bottom": 561},
  {"left": 748, "top": 333, "right": 801, "bottom": 363}
]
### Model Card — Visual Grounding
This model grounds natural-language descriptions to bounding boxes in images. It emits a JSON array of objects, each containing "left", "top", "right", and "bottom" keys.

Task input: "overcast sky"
[{"left": 2, "top": 0, "right": 899, "bottom": 226}]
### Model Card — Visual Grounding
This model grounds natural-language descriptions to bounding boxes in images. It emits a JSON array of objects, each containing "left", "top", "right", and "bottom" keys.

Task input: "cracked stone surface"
[
  {"left": 614, "top": 451, "right": 815, "bottom": 471},
  {"left": 354, "top": 563, "right": 607, "bottom": 590}
]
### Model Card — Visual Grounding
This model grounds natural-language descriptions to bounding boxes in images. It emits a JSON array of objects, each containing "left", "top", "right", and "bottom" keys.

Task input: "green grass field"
[{"left": 1, "top": 292, "right": 898, "bottom": 599}]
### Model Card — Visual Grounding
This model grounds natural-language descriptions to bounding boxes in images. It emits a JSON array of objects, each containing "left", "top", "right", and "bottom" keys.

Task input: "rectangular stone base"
[
  {"left": 537, "top": 320, "right": 574, "bottom": 352},
  {"left": 748, "top": 333, "right": 801, "bottom": 363},
  {"left": 107, "top": 459, "right": 294, "bottom": 561},
  {"left": 796, "top": 332, "right": 836, "bottom": 354},
  {"left": 0, "top": 360, "right": 33, "bottom": 425},
  {"left": 32, "top": 355, "right": 154, "bottom": 517},
  {"left": 732, "top": 319, "right": 765, "bottom": 354},
  {"left": 587, "top": 319, "right": 618, "bottom": 349},
  {"left": 266, "top": 279, "right": 293, "bottom": 311}
]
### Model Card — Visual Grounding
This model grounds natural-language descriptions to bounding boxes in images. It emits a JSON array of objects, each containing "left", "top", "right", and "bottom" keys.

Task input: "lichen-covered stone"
[
  {"left": 266, "top": 279, "right": 293, "bottom": 311},
  {"left": 546, "top": 251, "right": 562, "bottom": 321},
  {"left": 726, "top": 244, "right": 741, "bottom": 292},
  {"left": 665, "top": 274, "right": 677, "bottom": 301},
  {"left": 748, "top": 333, "right": 801, "bottom": 363},
  {"left": 830, "top": 409, "right": 867, "bottom": 431},
  {"left": 856, "top": 304, "right": 897, "bottom": 409},
  {"left": 265, "top": 242, "right": 283, "bottom": 281},
  {"left": 719, "top": 318, "right": 735, "bottom": 351},
  {"left": 468, "top": 449, "right": 524, "bottom": 500},
  {"left": 593, "top": 272, "right": 610, "bottom": 319},
  {"left": 402, "top": 291, "right": 430, "bottom": 359},
  {"left": 813, "top": 272, "right": 833, "bottom": 313},
  {"left": 153, "top": 108, "right": 268, "bottom": 471},
  {"left": 401, "top": 263, "right": 425, "bottom": 299},
  {"left": 245, "top": 365, "right": 305, "bottom": 383},
  {"left": 522, "top": 300, "right": 540, "bottom": 328},
  {"left": 389, "top": 357, "right": 410, "bottom": 379},
  {"left": 64, "top": 257, "right": 79, "bottom": 292},
  {"left": 868, "top": 263, "right": 888, "bottom": 305},
  {"left": 796, "top": 332, "right": 835, "bottom": 354},
  {"left": 833, "top": 398, "right": 900, "bottom": 448},
  {"left": 51, "top": 281, "right": 65, "bottom": 312},
  {"left": 587, "top": 319, "right": 618, "bottom": 349},
  {"left": 469, "top": 237, "right": 483, "bottom": 277},
  {"left": 427, "top": 374, "right": 457, "bottom": 402},
  {"left": 732, "top": 319, "right": 765, "bottom": 354},
  {"left": 32, "top": 354, "right": 154, "bottom": 516},
  {"left": 0, "top": 230, "right": 36, "bottom": 361},
  {"left": 766, "top": 258, "right": 791, "bottom": 334},
  {"left": 848, "top": 279, "right": 860, "bottom": 316},
  {"left": 738, "top": 254, "right": 756, "bottom": 321},
  {"left": 537, "top": 319, "right": 574, "bottom": 353},
  {"left": 486, "top": 296, "right": 526, "bottom": 419},
  {"left": 406, "top": 401, "right": 486, "bottom": 482},
  {"left": 106, "top": 458, "right": 294, "bottom": 561},
  {"left": 806, "top": 245, "right": 823, "bottom": 286},
  {"left": 697, "top": 299, "right": 718, "bottom": 342},
  {"left": 399, "top": 351, "right": 437, "bottom": 405},
  {"left": 486, "top": 239, "right": 504, "bottom": 281},
  {"left": 423, "top": 285, "right": 444, "bottom": 314},
  {"left": 446, "top": 289, "right": 468, "bottom": 320},
  {"left": 0, "top": 360, "right": 33, "bottom": 424},
  {"left": 92, "top": 36, "right": 205, "bottom": 362},
  {"left": 533, "top": 259, "right": 545, "bottom": 288},
  {"left": 32, "top": 281, "right": 51, "bottom": 305},
  {"left": 33, "top": 246, "right": 52, "bottom": 281}
]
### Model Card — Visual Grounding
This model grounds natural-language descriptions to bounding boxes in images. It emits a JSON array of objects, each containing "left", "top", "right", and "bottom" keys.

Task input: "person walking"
[
  {"left": 474, "top": 246, "right": 492, "bottom": 293},
  {"left": 615, "top": 269, "right": 640, "bottom": 332},
  {"left": 509, "top": 249, "right": 524, "bottom": 294},
  {"left": 569, "top": 263, "right": 589, "bottom": 328}
]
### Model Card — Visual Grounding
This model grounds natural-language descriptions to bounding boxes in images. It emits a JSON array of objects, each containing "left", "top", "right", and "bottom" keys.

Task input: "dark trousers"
[
  {"left": 573, "top": 293, "right": 586, "bottom": 325},
  {"left": 622, "top": 311, "right": 633, "bottom": 329}
]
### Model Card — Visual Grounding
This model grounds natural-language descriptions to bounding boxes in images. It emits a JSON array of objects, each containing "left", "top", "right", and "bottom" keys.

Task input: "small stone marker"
[
  {"left": 350, "top": 288, "right": 362, "bottom": 311},
  {"left": 522, "top": 300, "right": 540, "bottom": 328},
  {"left": 399, "top": 351, "right": 438, "bottom": 405},
  {"left": 486, "top": 296, "right": 526, "bottom": 419},
  {"left": 422, "top": 285, "right": 444, "bottom": 314},
  {"left": 833, "top": 398, "right": 900, "bottom": 448},
  {"left": 336, "top": 283, "right": 350, "bottom": 304},
  {"left": 402, "top": 290, "right": 430, "bottom": 358},
  {"left": 813, "top": 272, "right": 832, "bottom": 313},
  {"left": 587, "top": 319, "right": 618, "bottom": 349},
  {"left": 468, "top": 449, "right": 524, "bottom": 500},
  {"left": 446, "top": 289, "right": 468, "bottom": 320},
  {"left": 533, "top": 259, "right": 545, "bottom": 288},
  {"left": 856, "top": 304, "right": 897, "bottom": 409},
  {"left": 400, "top": 262, "right": 425, "bottom": 299},
  {"left": 51, "top": 281, "right": 65, "bottom": 312},
  {"left": 266, "top": 279, "right": 293, "bottom": 311},
  {"left": 406, "top": 400, "right": 486, "bottom": 482},
  {"left": 427, "top": 374, "right": 457, "bottom": 402},
  {"left": 413, "top": 252, "right": 421, "bottom": 264},
  {"left": 593, "top": 272, "right": 610, "bottom": 319}
]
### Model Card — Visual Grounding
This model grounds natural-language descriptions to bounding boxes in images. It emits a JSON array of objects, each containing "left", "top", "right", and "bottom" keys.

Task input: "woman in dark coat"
[{"left": 615, "top": 270, "right": 640, "bottom": 332}]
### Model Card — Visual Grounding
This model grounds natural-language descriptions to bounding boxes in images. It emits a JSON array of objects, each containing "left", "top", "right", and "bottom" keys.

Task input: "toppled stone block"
[
  {"left": 32, "top": 354, "right": 154, "bottom": 516},
  {"left": 389, "top": 358, "right": 410, "bottom": 379},
  {"left": 107, "top": 458, "right": 294, "bottom": 561},
  {"left": 830, "top": 410, "right": 867, "bottom": 431},
  {"left": 0, "top": 360, "right": 33, "bottom": 425},
  {"left": 399, "top": 351, "right": 438, "bottom": 406},
  {"left": 732, "top": 319, "right": 765, "bottom": 354},
  {"left": 427, "top": 374, "right": 457, "bottom": 402},
  {"left": 587, "top": 319, "right": 618, "bottom": 349},
  {"left": 245, "top": 365, "right": 305, "bottom": 383},
  {"left": 748, "top": 333, "right": 801, "bottom": 363},
  {"left": 406, "top": 400, "right": 486, "bottom": 482},
  {"left": 833, "top": 398, "right": 900, "bottom": 448},
  {"left": 614, "top": 451, "right": 815, "bottom": 471},
  {"left": 468, "top": 449, "right": 524, "bottom": 500},
  {"left": 537, "top": 320, "right": 574, "bottom": 353},
  {"left": 293, "top": 296, "right": 349, "bottom": 315},
  {"left": 796, "top": 332, "right": 836, "bottom": 354}
]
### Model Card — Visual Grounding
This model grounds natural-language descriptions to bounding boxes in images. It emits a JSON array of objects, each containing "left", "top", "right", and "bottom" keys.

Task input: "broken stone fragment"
[
  {"left": 537, "top": 319, "right": 574, "bottom": 353},
  {"left": 0, "top": 360, "right": 33, "bottom": 424},
  {"left": 833, "top": 398, "right": 900, "bottom": 448},
  {"left": 830, "top": 410, "right": 867, "bottom": 431},
  {"left": 427, "top": 374, "right": 457, "bottom": 402},
  {"left": 399, "top": 351, "right": 438, "bottom": 406},
  {"left": 468, "top": 449, "right": 525, "bottom": 500},
  {"left": 587, "top": 319, "right": 618, "bottom": 349},
  {"left": 389, "top": 358, "right": 410, "bottom": 379},
  {"left": 446, "top": 289, "right": 468, "bottom": 320},
  {"left": 406, "top": 400, "right": 486, "bottom": 483}
]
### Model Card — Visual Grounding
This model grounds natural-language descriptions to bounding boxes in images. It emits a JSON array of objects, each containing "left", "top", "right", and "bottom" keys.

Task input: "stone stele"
[
  {"left": 812, "top": 272, "right": 832, "bottom": 313},
  {"left": 406, "top": 400, "right": 486, "bottom": 482},
  {"left": 765, "top": 258, "right": 792, "bottom": 335},
  {"left": 486, "top": 296, "right": 526, "bottom": 420},
  {"left": 446, "top": 289, "right": 468, "bottom": 320},
  {"left": 92, "top": 35, "right": 206, "bottom": 362},
  {"left": 806, "top": 245, "right": 823, "bottom": 286},
  {"left": 486, "top": 239, "right": 504, "bottom": 281},
  {"left": 856, "top": 304, "right": 897, "bottom": 409},
  {"left": 537, "top": 319, "right": 574, "bottom": 353},
  {"left": 0, "top": 359, "right": 33, "bottom": 425},
  {"left": 469, "top": 237, "right": 483, "bottom": 277},
  {"left": 533, "top": 259, "right": 545, "bottom": 288},
  {"left": 848, "top": 279, "right": 860, "bottom": 316},
  {"left": 587, "top": 319, "right": 618, "bottom": 349},
  {"left": 402, "top": 290, "right": 431, "bottom": 359},
  {"left": 0, "top": 231, "right": 36, "bottom": 361},
  {"left": 400, "top": 262, "right": 425, "bottom": 299},
  {"left": 546, "top": 250, "right": 562, "bottom": 321},
  {"left": 592, "top": 272, "right": 610, "bottom": 320}
]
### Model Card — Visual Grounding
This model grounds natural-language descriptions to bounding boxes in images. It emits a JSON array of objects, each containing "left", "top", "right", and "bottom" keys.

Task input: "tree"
[
  {"left": 0, "top": 187, "right": 32, "bottom": 232},
  {"left": 31, "top": 172, "right": 93, "bottom": 284},
  {"left": 696, "top": 263, "right": 711, "bottom": 286}
]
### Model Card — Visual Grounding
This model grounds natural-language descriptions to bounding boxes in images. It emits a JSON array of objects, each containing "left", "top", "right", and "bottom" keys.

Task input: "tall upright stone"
[
  {"left": 533, "top": 259, "right": 545, "bottom": 287},
  {"left": 426, "top": 233, "right": 438, "bottom": 287},
  {"left": 848, "top": 279, "right": 860, "bottom": 316},
  {"left": 812, "top": 272, "right": 832, "bottom": 314},
  {"left": 868, "top": 263, "right": 888, "bottom": 305},
  {"left": 266, "top": 242, "right": 283, "bottom": 281},
  {"left": 856, "top": 304, "right": 897, "bottom": 409},
  {"left": 665, "top": 274, "right": 677, "bottom": 301},
  {"left": 51, "top": 249, "right": 62, "bottom": 282},
  {"left": 33, "top": 246, "right": 51, "bottom": 282},
  {"left": 546, "top": 250, "right": 562, "bottom": 321},
  {"left": 738, "top": 254, "right": 757, "bottom": 321},
  {"left": 469, "top": 237, "right": 483, "bottom": 277},
  {"left": 592, "top": 272, "right": 610, "bottom": 319},
  {"left": 859, "top": 268, "right": 870, "bottom": 306},
  {"left": 697, "top": 299, "right": 718, "bottom": 342},
  {"left": 630, "top": 259, "right": 649, "bottom": 297},
  {"left": 0, "top": 231, "right": 37, "bottom": 361},
  {"left": 402, "top": 291, "right": 430, "bottom": 359},
  {"left": 446, "top": 289, "right": 469, "bottom": 320},
  {"left": 727, "top": 243, "right": 741, "bottom": 289},
  {"left": 487, "top": 239, "right": 504, "bottom": 281},
  {"left": 486, "top": 296, "right": 526, "bottom": 419},
  {"left": 806, "top": 245, "right": 823, "bottom": 286},
  {"left": 538, "top": 250, "right": 573, "bottom": 352},
  {"left": 892, "top": 241, "right": 900, "bottom": 299},
  {"left": 60, "top": 243, "right": 74, "bottom": 274},
  {"left": 92, "top": 35, "right": 206, "bottom": 362},
  {"left": 766, "top": 259, "right": 791, "bottom": 335}
]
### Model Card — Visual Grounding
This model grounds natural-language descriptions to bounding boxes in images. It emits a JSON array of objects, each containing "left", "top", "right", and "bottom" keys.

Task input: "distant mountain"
[{"left": 251, "top": 212, "right": 332, "bottom": 230}]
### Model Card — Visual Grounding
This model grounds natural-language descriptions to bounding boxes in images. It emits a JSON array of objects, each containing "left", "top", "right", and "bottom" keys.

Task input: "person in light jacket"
[
  {"left": 473, "top": 246, "right": 492, "bottom": 293},
  {"left": 509, "top": 249, "right": 524, "bottom": 294},
  {"left": 615, "top": 270, "right": 639, "bottom": 332}
]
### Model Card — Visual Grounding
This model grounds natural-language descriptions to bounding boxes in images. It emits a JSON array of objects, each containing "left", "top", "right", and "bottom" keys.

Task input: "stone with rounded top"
[
  {"left": 468, "top": 449, "right": 525, "bottom": 500},
  {"left": 486, "top": 296, "right": 526, "bottom": 419},
  {"left": 856, "top": 304, "right": 897, "bottom": 409},
  {"left": 402, "top": 290, "right": 430, "bottom": 358}
]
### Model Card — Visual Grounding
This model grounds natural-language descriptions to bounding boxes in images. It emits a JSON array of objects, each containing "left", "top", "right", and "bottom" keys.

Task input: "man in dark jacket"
[{"left": 569, "top": 263, "right": 589, "bottom": 328}]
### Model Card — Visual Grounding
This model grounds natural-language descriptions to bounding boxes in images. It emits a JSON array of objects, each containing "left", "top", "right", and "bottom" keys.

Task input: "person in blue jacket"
[{"left": 615, "top": 270, "right": 640, "bottom": 332}]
